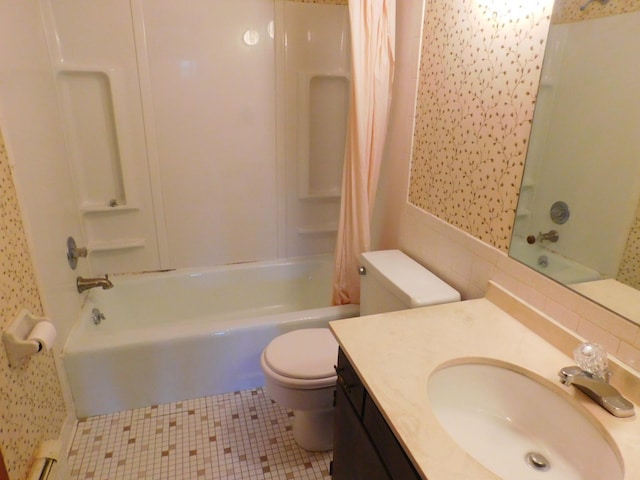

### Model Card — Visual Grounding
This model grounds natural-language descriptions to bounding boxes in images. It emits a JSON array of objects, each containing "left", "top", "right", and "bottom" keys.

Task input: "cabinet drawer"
[
  {"left": 363, "top": 394, "right": 422, "bottom": 480},
  {"left": 335, "top": 348, "right": 365, "bottom": 417}
]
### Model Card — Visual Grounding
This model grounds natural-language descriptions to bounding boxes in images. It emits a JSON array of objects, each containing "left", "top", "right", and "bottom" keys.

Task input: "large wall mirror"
[{"left": 510, "top": 8, "right": 640, "bottom": 325}]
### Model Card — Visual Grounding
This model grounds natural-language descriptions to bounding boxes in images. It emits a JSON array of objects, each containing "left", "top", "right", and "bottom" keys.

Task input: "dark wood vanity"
[{"left": 331, "top": 348, "right": 422, "bottom": 480}]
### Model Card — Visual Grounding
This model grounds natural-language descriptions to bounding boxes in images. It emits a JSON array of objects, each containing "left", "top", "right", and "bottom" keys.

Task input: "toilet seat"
[{"left": 262, "top": 328, "right": 338, "bottom": 388}]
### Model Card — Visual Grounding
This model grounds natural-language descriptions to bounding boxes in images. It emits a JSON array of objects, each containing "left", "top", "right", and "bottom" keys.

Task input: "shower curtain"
[{"left": 332, "top": 0, "right": 396, "bottom": 305}]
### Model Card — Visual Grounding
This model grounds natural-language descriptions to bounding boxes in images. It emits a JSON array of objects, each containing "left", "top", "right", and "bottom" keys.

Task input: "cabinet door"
[
  {"left": 332, "top": 384, "right": 391, "bottom": 480},
  {"left": 336, "top": 348, "right": 365, "bottom": 415},
  {"left": 363, "top": 394, "right": 422, "bottom": 480}
]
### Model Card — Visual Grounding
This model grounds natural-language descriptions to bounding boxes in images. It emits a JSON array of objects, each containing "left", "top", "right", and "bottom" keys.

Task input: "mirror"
[{"left": 510, "top": 8, "right": 640, "bottom": 325}]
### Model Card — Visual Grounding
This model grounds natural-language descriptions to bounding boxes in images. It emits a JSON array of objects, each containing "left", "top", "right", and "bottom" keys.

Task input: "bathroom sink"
[{"left": 427, "top": 361, "right": 624, "bottom": 480}]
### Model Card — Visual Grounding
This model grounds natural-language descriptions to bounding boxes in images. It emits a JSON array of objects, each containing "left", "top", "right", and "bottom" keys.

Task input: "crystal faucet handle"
[{"left": 574, "top": 342, "right": 609, "bottom": 382}]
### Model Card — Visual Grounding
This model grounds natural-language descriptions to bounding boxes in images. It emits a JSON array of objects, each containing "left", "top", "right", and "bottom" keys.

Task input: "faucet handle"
[{"left": 574, "top": 343, "right": 609, "bottom": 382}]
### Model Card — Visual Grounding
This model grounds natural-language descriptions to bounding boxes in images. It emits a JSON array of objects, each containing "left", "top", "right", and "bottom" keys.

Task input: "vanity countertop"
[{"left": 329, "top": 284, "right": 640, "bottom": 480}]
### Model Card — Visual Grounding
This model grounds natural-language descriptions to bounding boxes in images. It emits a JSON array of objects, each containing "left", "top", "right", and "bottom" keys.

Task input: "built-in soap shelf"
[
  {"left": 521, "top": 178, "right": 535, "bottom": 189},
  {"left": 539, "top": 78, "right": 554, "bottom": 88},
  {"left": 297, "top": 71, "right": 349, "bottom": 200},
  {"left": 515, "top": 178, "right": 535, "bottom": 219},
  {"left": 54, "top": 63, "right": 147, "bottom": 259},
  {"left": 300, "top": 189, "right": 341, "bottom": 201},
  {"left": 55, "top": 64, "right": 137, "bottom": 212},
  {"left": 79, "top": 203, "right": 139, "bottom": 214},
  {"left": 88, "top": 239, "right": 145, "bottom": 253},
  {"left": 297, "top": 224, "right": 338, "bottom": 236}
]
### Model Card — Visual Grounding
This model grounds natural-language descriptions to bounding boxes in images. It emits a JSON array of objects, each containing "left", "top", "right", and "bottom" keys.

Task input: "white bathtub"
[
  {"left": 509, "top": 236, "right": 601, "bottom": 284},
  {"left": 63, "top": 255, "right": 359, "bottom": 418}
]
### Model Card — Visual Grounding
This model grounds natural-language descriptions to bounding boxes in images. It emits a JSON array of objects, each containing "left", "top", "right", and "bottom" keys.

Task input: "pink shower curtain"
[{"left": 332, "top": 0, "right": 396, "bottom": 305}]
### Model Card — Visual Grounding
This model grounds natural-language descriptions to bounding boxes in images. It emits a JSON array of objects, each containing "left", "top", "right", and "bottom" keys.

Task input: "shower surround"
[{"left": 39, "top": 0, "right": 350, "bottom": 274}]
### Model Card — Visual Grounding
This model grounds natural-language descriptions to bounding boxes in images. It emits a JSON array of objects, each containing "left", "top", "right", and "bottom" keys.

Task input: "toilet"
[{"left": 260, "top": 249, "right": 461, "bottom": 451}]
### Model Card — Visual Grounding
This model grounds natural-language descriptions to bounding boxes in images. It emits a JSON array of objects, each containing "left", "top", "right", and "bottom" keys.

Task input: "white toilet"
[{"left": 260, "top": 249, "right": 461, "bottom": 451}]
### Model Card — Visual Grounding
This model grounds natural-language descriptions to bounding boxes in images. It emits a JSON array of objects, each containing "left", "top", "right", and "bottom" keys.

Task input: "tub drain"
[{"left": 525, "top": 452, "right": 550, "bottom": 472}]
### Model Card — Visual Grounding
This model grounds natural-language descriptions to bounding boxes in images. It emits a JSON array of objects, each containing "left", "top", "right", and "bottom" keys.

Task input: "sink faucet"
[
  {"left": 558, "top": 366, "right": 634, "bottom": 418},
  {"left": 76, "top": 275, "right": 114, "bottom": 293}
]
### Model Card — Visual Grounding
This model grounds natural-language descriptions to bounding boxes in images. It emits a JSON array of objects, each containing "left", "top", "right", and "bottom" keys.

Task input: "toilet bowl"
[
  {"left": 260, "top": 250, "right": 461, "bottom": 452},
  {"left": 260, "top": 328, "right": 339, "bottom": 451}
]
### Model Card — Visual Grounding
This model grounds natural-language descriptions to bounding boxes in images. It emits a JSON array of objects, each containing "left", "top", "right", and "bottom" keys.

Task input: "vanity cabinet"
[{"left": 331, "top": 348, "right": 422, "bottom": 480}]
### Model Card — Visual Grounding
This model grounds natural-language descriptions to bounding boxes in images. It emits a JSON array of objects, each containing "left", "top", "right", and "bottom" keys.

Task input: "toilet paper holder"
[
  {"left": 2, "top": 309, "right": 56, "bottom": 367},
  {"left": 27, "top": 440, "right": 60, "bottom": 480}
]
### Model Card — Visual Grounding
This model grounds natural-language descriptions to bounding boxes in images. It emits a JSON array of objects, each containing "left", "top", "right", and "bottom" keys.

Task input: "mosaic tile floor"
[{"left": 68, "top": 388, "right": 332, "bottom": 479}]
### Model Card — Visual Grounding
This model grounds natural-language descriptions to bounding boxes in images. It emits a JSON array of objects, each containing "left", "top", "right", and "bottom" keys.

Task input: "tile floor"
[{"left": 68, "top": 388, "right": 332, "bottom": 479}]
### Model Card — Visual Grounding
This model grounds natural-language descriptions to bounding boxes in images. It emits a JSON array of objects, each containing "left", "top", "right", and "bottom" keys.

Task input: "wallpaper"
[
  {"left": 618, "top": 202, "right": 640, "bottom": 289},
  {"left": 0, "top": 130, "right": 67, "bottom": 480},
  {"left": 409, "top": 0, "right": 554, "bottom": 252},
  {"left": 553, "top": 0, "right": 640, "bottom": 23}
]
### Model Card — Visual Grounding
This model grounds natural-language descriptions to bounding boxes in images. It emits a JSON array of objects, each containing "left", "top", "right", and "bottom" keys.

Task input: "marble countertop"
[{"left": 329, "top": 285, "right": 640, "bottom": 480}]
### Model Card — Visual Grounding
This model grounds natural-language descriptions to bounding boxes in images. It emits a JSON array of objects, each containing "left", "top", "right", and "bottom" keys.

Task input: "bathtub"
[
  {"left": 509, "top": 236, "right": 601, "bottom": 284},
  {"left": 63, "top": 255, "right": 359, "bottom": 418}
]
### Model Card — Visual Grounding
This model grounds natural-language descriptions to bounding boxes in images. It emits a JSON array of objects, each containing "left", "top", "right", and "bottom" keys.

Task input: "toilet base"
[{"left": 292, "top": 407, "right": 334, "bottom": 452}]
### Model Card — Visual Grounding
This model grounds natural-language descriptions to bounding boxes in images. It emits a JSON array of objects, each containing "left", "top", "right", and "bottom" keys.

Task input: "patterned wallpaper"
[
  {"left": 0, "top": 130, "right": 67, "bottom": 480},
  {"left": 409, "top": 0, "right": 554, "bottom": 252},
  {"left": 618, "top": 201, "right": 640, "bottom": 289}
]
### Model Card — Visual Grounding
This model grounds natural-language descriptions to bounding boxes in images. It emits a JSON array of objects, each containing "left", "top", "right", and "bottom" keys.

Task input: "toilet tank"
[{"left": 359, "top": 250, "right": 460, "bottom": 316}]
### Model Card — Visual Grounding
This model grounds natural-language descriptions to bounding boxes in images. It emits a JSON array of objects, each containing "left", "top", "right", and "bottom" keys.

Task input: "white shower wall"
[
  {"left": 282, "top": 2, "right": 351, "bottom": 257},
  {"left": 43, "top": 0, "right": 350, "bottom": 270},
  {"left": 41, "top": 0, "right": 161, "bottom": 275},
  {"left": 517, "top": 13, "right": 640, "bottom": 277},
  {"left": 140, "top": 0, "right": 280, "bottom": 268},
  {"left": 139, "top": 0, "right": 350, "bottom": 267}
]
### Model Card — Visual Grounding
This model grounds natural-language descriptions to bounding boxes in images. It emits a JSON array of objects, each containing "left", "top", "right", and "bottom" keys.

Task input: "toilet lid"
[{"left": 264, "top": 328, "right": 339, "bottom": 380}]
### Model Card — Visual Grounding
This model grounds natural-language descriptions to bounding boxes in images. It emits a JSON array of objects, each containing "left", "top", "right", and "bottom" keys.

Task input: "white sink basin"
[{"left": 427, "top": 361, "right": 624, "bottom": 480}]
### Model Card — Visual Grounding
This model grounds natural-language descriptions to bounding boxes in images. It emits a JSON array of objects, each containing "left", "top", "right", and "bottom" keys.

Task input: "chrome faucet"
[
  {"left": 558, "top": 365, "right": 634, "bottom": 418},
  {"left": 538, "top": 230, "right": 559, "bottom": 243},
  {"left": 526, "top": 230, "right": 559, "bottom": 244},
  {"left": 76, "top": 275, "right": 114, "bottom": 293}
]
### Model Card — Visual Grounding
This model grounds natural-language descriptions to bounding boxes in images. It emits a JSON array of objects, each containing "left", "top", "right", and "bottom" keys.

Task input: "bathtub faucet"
[
  {"left": 526, "top": 230, "right": 559, "bottom": 244},
  {"left": 77, "top": 275, "right": 114, "bottom": 293}
]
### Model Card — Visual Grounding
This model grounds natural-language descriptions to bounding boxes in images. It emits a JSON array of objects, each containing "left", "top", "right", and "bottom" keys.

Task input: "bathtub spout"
[{"left": 77, "top": 275, "right": 113, "bottom": 293}]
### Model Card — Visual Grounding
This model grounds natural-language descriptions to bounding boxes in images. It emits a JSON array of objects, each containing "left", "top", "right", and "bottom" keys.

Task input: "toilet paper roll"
[{"left": 27, "top": 321, "right": 57, "bottom": 352}]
